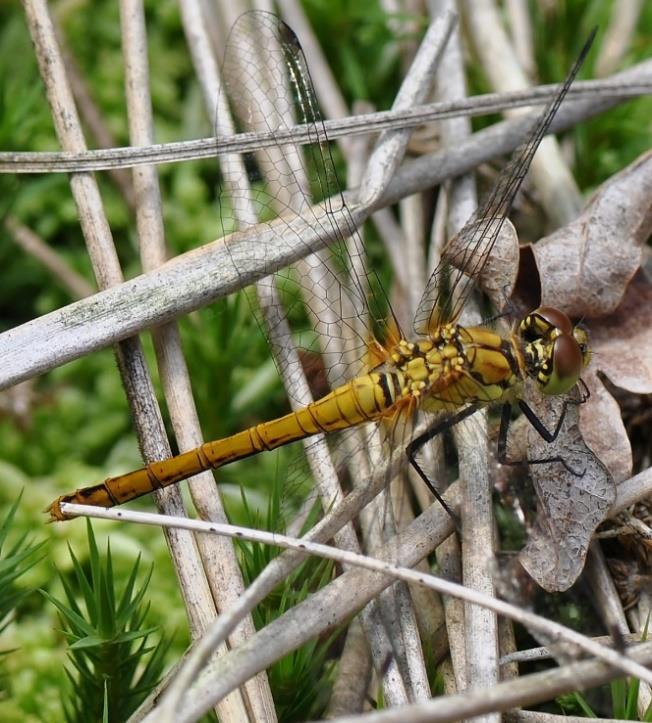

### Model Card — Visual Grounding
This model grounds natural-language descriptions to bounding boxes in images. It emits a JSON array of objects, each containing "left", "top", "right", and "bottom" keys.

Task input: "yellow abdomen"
[
  {"left": 47, "top": 372, "right": 399, "bottom": 519},
  {"left": 47, "top": 325, "right": 520, "bottom": 520}
]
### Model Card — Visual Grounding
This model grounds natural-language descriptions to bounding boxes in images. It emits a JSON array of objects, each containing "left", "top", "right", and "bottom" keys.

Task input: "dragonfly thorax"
[
  {"left": 388, "top": 330, "right": 465, "bottom": 401},
  {"left": 385, "top": 323, "right": 519, "bottom": 412},
  {"left": 518, "top": 306, "right": 590, "bottom": 396}
]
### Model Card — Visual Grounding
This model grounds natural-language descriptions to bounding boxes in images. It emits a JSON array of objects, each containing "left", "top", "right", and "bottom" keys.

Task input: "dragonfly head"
[{"left": 519, "top": 306, "right": 591, "bottom": 396}]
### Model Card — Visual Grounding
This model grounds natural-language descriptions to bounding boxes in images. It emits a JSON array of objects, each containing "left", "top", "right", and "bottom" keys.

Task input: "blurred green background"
[{"left": 0, "top": 0, "right": 650, "bottom": 720}]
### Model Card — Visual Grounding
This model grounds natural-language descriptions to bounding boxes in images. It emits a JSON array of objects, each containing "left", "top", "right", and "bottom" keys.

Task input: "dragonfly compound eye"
[
  {"left": 521, "top": 306, "right": 590, "bottom": 396},
  {"left": 541, "top": 332, "right": 584, "bottom": 395},
  {"left": 529, "top": 306, "right": 574, "bottom": 335}
]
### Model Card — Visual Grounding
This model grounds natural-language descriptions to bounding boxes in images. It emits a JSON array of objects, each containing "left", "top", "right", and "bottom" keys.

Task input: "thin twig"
[
  {"left": 611, "top": 466, "right": 652, "bottom": 514},
  {"left": 323, "top": 643, "right": 652, "bottom": 722},
  {"left": 359, "top": 10, "right": 456, "bottom": 205},
  {"left": 434, "top": 534, "right": 466, "bottom": 692},
  {"left": 53, "top": 14, "right": 137, "bottom": 210},
  {"left": 351, "top": 10, "right": 456, "bottom": 702},
  {"left": 22, "top": 0, "right": 218, "bottom": 646},
  {"left": 430, "top": 0, "right": 500, "bottom": 708},
  {"left": 499, "top": 633, "right": 643, "bottom": 665},
  {"left": 462, "top": 0, "right": 582, "bottom": 227},
  {"left": 0, "top": 200, "right": 367, "bottom": 390},
  {"left": 57, "top": 502, "right": 652, "bottom": 698},
  {"left": 3, "top": 69, "right": 650, "bottom": 393},
  {"left": 120, "top": 0, "right": 256, "bottom": 719},
  {"left": 180, "top": 2, "right": 282, "bottom": 719},
  {"left": 324, "top": 618, "right": 371, "bottom": 717},
  {"left": 595, "top": 0, "right": 644, "bottom": 78},
  {"left": 504, "top": 0, "right": 535, "bottom": 79},
  {"left": 4, "top": 215, "right": 94, "bottom": 299},
  {"left": 1, "top": 76, "right": 649, "bottom": 173},
  {"left": 506, "top": 711, "right": 637, "bottom": 723},
  {"left": 125, "top": 466, "right": 652, "bottom": 720}
]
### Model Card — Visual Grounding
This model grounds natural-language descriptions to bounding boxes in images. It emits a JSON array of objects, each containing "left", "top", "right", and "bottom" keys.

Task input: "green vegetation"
[
  {"left": 43, "top": 521, "right": 171, "bottom": 723},
  {"left": 235, "top": 488, "right": 336, "bottom": 722},
  {"left": 0, "top": 0, "right": 650, "bottom": 719}
]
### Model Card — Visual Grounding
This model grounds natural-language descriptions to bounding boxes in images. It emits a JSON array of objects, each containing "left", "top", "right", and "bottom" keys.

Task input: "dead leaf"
[
  {"left": 519, "top": 385, "right": 616, "bottom": 592},
  {"left": 579, "top": 371, "right": 632, "bottom": 483},
  {"left": 588, "top": 272, "right": 652, "bottom": 393},
  {"left": 526, "top": 150, "right": 652, "bottom": 317},
  {"left": 445, "top": 217, "right": 520, "bottom": 312},
  {"left": 578, "top": 273, "right": 652, "bottom": 483}
]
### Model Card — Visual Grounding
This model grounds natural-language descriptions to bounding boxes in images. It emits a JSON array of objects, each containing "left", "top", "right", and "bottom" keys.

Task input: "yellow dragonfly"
[{"left": 48, "top": 12, "right": 594, "bottom": 523}]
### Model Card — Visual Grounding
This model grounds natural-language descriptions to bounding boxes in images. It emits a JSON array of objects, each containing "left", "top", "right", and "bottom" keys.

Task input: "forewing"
[{"left": 216, "top": 11, "right": 394, "bottom": 396}]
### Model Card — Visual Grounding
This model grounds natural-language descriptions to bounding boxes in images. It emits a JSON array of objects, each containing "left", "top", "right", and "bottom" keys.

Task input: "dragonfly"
[{"left": 48, "top": 12, "right": 595, "bottom": 524}]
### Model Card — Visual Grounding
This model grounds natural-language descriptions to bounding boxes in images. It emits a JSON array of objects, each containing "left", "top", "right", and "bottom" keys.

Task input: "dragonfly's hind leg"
[{"left": 406, "top": 405, "right": 478, "bottom": 530}]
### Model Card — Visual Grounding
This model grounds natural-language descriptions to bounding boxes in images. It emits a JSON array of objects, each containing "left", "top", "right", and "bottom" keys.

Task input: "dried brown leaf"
[
  {"left": 589, "top": 272, "right": 652, "bottom": 393},
  {"left": 528, "top": 150, "right": 652, "bottom": 317},
  {"left": 519, "top": 385, "right": 616, "bottom": 592},
  {"left": 579, "top": 273, "right": 652, "bottom": 482},
  {"left": 579, "top": 370, "right": 633, "bottom": 483},
  {"left": 445, "top": 217, "right": 520, "bottom": 311}
]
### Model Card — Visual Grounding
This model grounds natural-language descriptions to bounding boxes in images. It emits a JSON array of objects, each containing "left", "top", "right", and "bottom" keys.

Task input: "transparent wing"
[
  {"left": 413, "top": 30, "right": 596, "bottom": 335},
  {"left": 216, "top": 11, "right": 397, "bottom": 398}
]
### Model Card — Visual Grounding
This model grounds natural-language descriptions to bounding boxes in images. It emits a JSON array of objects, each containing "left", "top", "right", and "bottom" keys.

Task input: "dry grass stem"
[
  {"left": 506, "top": 712, "right": 629, "bottom": 723},
  {"left": 359, "top": 10, "right": 455, "bottom": 206},
  {"left": 57, "top": 501, "right": 652, "bottom": 720},
  {"left": 504, "top": 0, "right": 535, "bottom": 79},
  {"left": 499, "top": 632, "right": 643, "bottom": 666},
  {"left": 22, "top": 0, "right": 220, "bottom": 654},
  {"left": 461, "top": 0, "right": 581, "bottom": 227},
  {"left": 121, "top": 0, "right": 266, "bottom": 718},
  {"left": 320, "top": 641, "right": 652, "bottom": 722},
  {"left": 6, "top": 58, "right": 649, "bottom": 394},
  {"left": 595, "top": 0, "right": 644, "bottom": 77},
  {"left": 53, "top": 13, "right": 136, "bottom": 209},
  {"left": 1, "top": 75, "right": 650, "bottom": 174},
  {"left": 4, "top": 215, "right": 94, "bottom": 299},
  {"left": 430, "top": 2, "right": 499, "bottom": 708}
]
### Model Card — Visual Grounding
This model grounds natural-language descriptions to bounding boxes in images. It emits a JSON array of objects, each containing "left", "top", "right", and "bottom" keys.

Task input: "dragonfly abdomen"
[
  {"left": 205, "top": 372, "right": 399, "bottom": 456},
  {"left": 47, "top": 372, "right": 400, "bottom": 520},
  {"left": 46, "top": 329, "right": 521, "bottom": 520}
]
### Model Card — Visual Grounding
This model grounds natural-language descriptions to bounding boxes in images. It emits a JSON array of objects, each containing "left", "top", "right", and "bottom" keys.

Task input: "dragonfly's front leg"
[{"left": 497, "top": 395, "right": 588, "bottom": 476}]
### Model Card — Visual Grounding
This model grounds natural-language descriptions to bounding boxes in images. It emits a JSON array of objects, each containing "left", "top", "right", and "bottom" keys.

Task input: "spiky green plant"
[
  {"left": 0, "top": 494, "right": 46, "bottom": 637},
  {"left": 0, "top": 492, "right": 47, "bottom": 708},
  {"left": 42, "top": 521, "right": 171, "bottom": 723}
]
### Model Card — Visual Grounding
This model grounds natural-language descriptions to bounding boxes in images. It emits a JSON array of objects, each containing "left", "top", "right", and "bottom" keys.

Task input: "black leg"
[
  {"left": 518, "top": 399, "right": 567, "bottom": 443},
  {"left": 518, "top": 385, "right": 589, "bottom": 443},
  {"left": 500, "top": 399, "right": 586, "bottom": 476},
  {"left": 497, "top": 400, "right": 574, "bottom": 473},
  {"left": 406, "top": 405, "right": 478, "bottom": 528},
  {"left": 577, "top": 377, "right": 590, "bottom": 402}
]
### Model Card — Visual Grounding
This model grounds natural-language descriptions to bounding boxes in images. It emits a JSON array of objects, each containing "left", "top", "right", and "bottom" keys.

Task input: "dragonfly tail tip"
[{"left": 45, "top": 499, "right": 64, "bottom": 522}]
